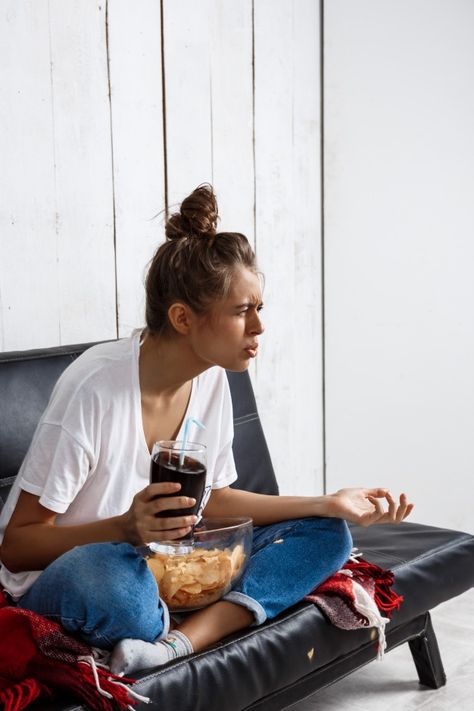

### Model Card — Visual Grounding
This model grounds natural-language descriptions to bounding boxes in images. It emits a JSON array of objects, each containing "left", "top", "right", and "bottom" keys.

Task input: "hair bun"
[{"left": 166, "top": 184, "right": 219, "bottom": 241}]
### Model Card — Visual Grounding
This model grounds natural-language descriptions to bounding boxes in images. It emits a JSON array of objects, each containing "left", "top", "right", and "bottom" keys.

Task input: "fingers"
[
  {"left": 149, "top": 516, "right": 197, "bottom": 541},
  {"left": 151, "top": 512, "right": 198, "bottom": 530},
  {"left": 395, "top": 493, "right": 408, "bottom": 522},
  {"left": 128, "top": 484, "right": 200, "bottom": 545},
  {"left": 152, "top": 495, "right": 197, "bottom": 516},
  {"left": 148, "top": 493, "right": 198, "bottom": 542},
  {"left": 147, "top": 482, "right": 182, "bottom": 497},
  {"left": 386, "top": 491, "right": 397, "bottom": 519},
  {"left": 393, "top": 493, "right": 415, "bottom": 523},
  {"left": 142, "top": 510, "right": 198, "bottom": 544},
  {"left": 156, "top": 525, "right": 193, "bottom": 541},
  {"left": 365, "top": 488, "right": 390, "bottom": 498},
  {"left": 367, "top": 495, "right": 385, "bottom": 519},
  {"left": 366, "top": 491, "right": 414, "bottom": 526}
]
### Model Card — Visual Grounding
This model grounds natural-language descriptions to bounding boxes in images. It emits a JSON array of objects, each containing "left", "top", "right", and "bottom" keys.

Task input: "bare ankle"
[{"left": 177, "top": 601, "right": 254, "bottom": 652}]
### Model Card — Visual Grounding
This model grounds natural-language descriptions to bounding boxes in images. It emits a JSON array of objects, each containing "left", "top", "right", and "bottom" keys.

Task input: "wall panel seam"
[
  {"left": 320, "top": 0, "right": 327, "bottom": 494},
  {"left": 105, "top": 0, "right": 119, "bottom": 339},
  {"left": 160, "top": 0, "right": 169, "bottom": 217}
]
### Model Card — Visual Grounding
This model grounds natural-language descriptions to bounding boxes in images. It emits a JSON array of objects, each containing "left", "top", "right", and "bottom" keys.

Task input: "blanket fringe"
[
  {"left": 0, "top": 678, "right": 45, "bottom": 711},
  {"left": 78, "top": 655, "right": 151, "bottom": 707},
  {"left": 0, "top": 603, "right": 149, "bottom": 711},
  {"left": 343, "top": 558, "right": 404, "bottom": 617},
  {"left": 305, "top": 550, "right": 404, "bottom": 662}
]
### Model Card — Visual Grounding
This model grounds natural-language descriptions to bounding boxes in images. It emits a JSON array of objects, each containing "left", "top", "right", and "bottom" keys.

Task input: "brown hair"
[{"left": 145, "top": 184, "right": 257, "bottom": 336}]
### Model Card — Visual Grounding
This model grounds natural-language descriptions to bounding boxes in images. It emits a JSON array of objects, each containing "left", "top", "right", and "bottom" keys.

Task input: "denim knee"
[
  {"left": 304, "top": 516, "right": 353, "bottom": 568},
  {"left": 226, "top": 516, "right": 354, "bottom": 624},
  {"left": 19, "top": 542, "right": 166, "bottom": 648},
  {"left": 325, "top": 517, "right": 353, "bottom": 567},
  {"left": 66, "top": 542, "right": 156, "bottom": 605}
]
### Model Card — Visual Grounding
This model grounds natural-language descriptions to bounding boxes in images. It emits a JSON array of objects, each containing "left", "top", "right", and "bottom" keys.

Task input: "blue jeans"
[
  {"left": 18, "top": 517, "right": 352, "bottom": 649},
  {"left": 225, "top": 516, "right": 352, "bottom": 623}
]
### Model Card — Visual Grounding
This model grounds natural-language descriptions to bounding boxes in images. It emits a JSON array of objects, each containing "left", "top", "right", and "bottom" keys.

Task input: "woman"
[{"left": 0, "top": 185, "right": 413, "bottom": 674}]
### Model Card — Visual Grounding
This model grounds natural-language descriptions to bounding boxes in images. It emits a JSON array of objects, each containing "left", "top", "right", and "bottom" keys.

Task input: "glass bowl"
[{"left": 144, "top": 517, "right": 253, "bottom": 611}]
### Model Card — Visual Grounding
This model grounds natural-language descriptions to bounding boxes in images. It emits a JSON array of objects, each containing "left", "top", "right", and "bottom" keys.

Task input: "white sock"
[{"left": 109, "top": 630, "right": 194, "bottom": 676}]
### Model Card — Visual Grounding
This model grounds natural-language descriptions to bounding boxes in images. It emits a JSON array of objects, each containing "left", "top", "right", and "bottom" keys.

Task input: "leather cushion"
[{"left": 118, "top": 521, "right": 474, "bottom": 711}]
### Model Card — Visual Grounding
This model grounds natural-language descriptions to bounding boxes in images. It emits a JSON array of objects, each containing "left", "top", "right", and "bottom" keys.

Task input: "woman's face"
[{"left": 190, "top": 266, "right": 265, "bottom": 372}]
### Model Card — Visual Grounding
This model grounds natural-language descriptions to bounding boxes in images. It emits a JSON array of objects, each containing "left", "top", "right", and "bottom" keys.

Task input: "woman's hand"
[
  {"left": 325, "top": 488, "right": 414, "bottom": 527},
  {"left": 121, "top": 482, "right": 198, "bottom": 546}
]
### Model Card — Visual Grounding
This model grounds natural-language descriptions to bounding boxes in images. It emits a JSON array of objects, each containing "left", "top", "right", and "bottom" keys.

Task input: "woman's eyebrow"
[{"left": 235, "top": 300, "right": 263, "bottom": 309}]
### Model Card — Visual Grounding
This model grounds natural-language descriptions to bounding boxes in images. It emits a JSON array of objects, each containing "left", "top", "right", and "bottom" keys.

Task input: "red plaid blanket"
[
  {"left": 305, "top": 551, "right": 403, "bottom": 659},
  {"left": 0, "top": 553, "right": 402, "bottom": 709},
  {"left": 0, "top": 591, "right": 146, "bottom": 711}
]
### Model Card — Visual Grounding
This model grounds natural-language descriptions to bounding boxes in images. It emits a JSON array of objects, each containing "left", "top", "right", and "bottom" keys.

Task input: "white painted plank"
[
  {"left": 107, "top": 0, "right": 166, "bottom": 336},
  {"left": 0, "top": 1, "right": 116, "bottom": 350},
  {"left": 254, "top": 0, "right": 323, "bottom": 496},
  {"left": 48, "top": 0, "right": 116, "bottom": 344},
  {"left": 163, "top": 0, "right": 254, "bottom": 241},
  {"left": 207, "top": 0, "right": 254, "bottom": 243},
  {"left": 0, "top": 0, "right": 60, "bottom": 350},
  {"left": 163, "top": 0, "right": 213, "bottom": 208},
  {"left": 324, "top": 0, "right": 474, "bottom": 533}
]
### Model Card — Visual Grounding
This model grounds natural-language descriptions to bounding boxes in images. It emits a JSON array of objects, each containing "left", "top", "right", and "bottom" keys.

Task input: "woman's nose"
[{"left": 249, "top": 313, "right": 265, "bottom": 335}]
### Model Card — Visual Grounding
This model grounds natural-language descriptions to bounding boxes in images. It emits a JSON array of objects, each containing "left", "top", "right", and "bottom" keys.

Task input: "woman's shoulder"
[
  {"left": 49, "top": 332, "right": 139, "bottom": 404},
  {"left": 75, "top": 330, "right": 139, "bottom": 366}
]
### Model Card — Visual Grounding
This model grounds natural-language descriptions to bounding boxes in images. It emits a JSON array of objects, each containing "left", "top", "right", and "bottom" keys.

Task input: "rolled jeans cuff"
[
  {"left": 155, "top": 597, "right": 171, "bottom": 641},
  {"left": 223, "top": 591, "right": 267, "bottom": 626}
]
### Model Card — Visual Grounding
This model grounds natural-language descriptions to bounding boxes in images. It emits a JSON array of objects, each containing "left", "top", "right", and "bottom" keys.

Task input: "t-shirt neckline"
[{"left": 132, "top": 329, "right": 196, "bottom": 457}]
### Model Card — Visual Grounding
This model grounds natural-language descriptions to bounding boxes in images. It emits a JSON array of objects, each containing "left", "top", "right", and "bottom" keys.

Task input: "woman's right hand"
[{"left": 121, "top": 482, "right": 198, "bottom": 546}]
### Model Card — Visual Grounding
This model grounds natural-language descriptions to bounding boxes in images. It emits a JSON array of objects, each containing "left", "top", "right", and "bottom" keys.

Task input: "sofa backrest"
[{"left": 0, "top": 342, "right": 278, "bottom": 512}]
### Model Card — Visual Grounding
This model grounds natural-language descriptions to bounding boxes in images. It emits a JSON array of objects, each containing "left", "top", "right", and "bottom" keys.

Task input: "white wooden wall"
[
  {"left": 0, "top": 1, "right": 116, "bottom": 347},
  {"left": 0, "top": 0, "right": 323, "bottom": 498},
  {"left": 2, "top": 1, "right": 473, "bottom": 532}
]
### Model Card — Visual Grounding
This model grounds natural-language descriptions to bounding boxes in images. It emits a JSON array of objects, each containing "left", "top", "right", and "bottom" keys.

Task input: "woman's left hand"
[{"left": 326, "top": 488, "right": 414, "bottom": 527}]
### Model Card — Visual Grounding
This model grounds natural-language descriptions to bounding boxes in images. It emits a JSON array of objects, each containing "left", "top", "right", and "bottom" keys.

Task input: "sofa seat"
[
  {"left": 124, "top": 520, "right": 474, "bottom": 710},
  {"left": 1, "top": 343, "right": 473, "bottom": 711},
  {"left": 31, "top": 521, "right": 474, "bottom": 711}
]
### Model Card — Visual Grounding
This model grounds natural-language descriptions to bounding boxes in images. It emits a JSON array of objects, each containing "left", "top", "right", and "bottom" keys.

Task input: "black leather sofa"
[{"left": 1, "top": 342, "right": 473, "bottom": 711}]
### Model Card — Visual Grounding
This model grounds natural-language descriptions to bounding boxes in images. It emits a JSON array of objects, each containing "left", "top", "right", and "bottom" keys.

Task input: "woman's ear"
[{"left": 167, "top": 302, "right": 196, "bottom": 335}]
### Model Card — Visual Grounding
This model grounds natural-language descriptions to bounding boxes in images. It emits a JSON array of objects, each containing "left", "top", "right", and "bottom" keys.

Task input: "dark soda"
[{"left": 150, "top": 450, "right": 207, "bottom": 519}]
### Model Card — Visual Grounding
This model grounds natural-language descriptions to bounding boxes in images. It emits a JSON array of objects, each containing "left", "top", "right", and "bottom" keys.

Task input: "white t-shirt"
[{"left": 0, "top": 330, "right": 237, "bottom": 599}]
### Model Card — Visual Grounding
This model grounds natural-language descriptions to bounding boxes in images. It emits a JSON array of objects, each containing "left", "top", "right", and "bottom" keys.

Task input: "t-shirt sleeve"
[
  {"left": 19, "top": 423, "right": 93, "bottom": 514},
  {"left": 211, "top": 437, "right": 238, "bottom": 489}
]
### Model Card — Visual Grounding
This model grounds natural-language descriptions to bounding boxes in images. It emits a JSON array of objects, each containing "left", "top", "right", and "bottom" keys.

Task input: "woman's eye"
[{"left": 236, "top": 304, "right": 263, "bottom": 316}]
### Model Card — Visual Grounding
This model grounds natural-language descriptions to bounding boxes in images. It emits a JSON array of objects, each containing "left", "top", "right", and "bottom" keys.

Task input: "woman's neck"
[{"left": 138, "top": 330, "right": 207, "bottom": 398}]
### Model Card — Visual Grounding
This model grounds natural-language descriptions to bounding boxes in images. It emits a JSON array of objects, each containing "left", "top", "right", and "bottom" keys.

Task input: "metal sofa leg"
[{"left": 408, "top": 612, "right": 447, "bottom": 689}]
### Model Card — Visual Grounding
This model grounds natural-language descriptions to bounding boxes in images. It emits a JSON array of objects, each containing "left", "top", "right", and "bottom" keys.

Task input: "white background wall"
[
  {"left": 1, "top": 1, "right": 472, "bottom": 533},
  {"left": 324, "top": 0, "right": 474, "bottom": 534}
]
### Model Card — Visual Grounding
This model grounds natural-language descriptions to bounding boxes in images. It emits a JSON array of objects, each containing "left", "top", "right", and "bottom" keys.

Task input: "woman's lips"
[{"left": 244, "top": 345, "right": 258, "bottom": 358}]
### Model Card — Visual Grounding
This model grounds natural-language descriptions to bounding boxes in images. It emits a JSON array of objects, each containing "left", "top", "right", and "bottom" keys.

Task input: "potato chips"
[{"left": 146, "top": 544, "right": 246, "bottom": 610}]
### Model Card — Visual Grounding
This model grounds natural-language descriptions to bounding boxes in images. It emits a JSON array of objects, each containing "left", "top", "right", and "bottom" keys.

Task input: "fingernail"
[{"left": 188, "top": 497, "right": 196, "bottom": 504}]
